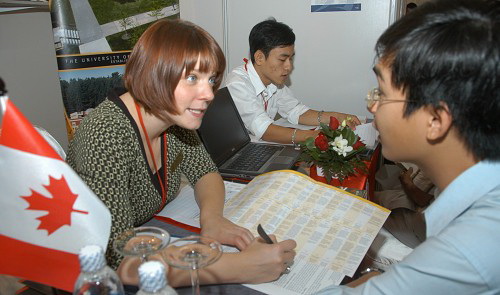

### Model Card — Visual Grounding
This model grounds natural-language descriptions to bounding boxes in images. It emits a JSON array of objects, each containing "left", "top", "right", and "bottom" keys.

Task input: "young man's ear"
[
  {"left": 254, "top": 50, "right": 265, "bottom": 65},
  {"left": 426, "top": 102, "right": 453, "bottom": 141}
]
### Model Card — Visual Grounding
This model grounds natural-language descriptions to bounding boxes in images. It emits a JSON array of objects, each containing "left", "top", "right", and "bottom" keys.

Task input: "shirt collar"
[
  {"left": 425, "top": 161, "right": 500, "bottom": 237},
  {"left": 246, "top": 61, "right": 278, "bottom": 98}
]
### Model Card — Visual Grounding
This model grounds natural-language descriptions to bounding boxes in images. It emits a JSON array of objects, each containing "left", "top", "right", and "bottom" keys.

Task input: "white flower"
[{"left": 330, "top": 135, "right": 353, "bottom": 157}]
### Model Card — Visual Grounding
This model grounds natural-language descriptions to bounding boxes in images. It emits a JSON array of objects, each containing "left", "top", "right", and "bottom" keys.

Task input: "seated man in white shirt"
[
  {"left": 316, "top": 0, "right": 500, "bottom": 293},
  {"left": 225, "top": 18, "right": 360, "bottom": 144}
]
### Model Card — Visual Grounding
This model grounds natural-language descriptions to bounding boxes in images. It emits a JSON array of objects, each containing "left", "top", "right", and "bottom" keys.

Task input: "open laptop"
[{"left": 197, "top": 87, "right": 301, "bottom": 180}]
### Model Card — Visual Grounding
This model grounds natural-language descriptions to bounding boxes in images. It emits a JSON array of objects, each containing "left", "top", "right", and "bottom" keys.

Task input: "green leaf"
[
  {"left": 341, "top": 128, "right": 356, "bottom": 145},
  {"left": 305, "top": 137, "right": 316, "bottom": 150}
]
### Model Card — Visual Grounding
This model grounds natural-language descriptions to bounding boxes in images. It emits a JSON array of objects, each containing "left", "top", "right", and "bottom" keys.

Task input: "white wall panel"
[
  {"left": 0, "top": 12, "right": 67, "bottom": 149},
  {"left": 181, "top": 0, "right": 394, "bottom": 117}
]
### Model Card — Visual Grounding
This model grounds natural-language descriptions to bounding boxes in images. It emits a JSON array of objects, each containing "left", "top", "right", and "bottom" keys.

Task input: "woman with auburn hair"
[{"left": 67, "top": 19, "right": 296, "bottom": 286}]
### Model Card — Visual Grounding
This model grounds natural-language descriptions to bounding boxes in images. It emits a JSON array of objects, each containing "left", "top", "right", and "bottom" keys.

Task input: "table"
[
  {"left": 222, "top": 144, "right": 380, "bottom": 200},
  {"left": 143, "top": 218, "right": 265, "bottom": 295},
  {"left": 141, "top": 147, "right": 382, "bottom": 294},
  {"left": 13, "top": 218, "right": 261, "bottom": 295},
  {"left": 13, "top": 150, "right": 381, "bottom": 295}
]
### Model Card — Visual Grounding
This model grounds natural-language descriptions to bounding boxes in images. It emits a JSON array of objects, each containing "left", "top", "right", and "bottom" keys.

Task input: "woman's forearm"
[
  {"left": 168, "top": 252, "right": 243, "bottom": 287},
  {"left": 195, "top": 172, "right": 225, "bottom": 222}
]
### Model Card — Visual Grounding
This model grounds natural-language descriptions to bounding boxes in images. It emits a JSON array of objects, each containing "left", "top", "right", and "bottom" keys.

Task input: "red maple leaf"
[{"left": 22, "top": 175, "right": 88, "bottom": 235}]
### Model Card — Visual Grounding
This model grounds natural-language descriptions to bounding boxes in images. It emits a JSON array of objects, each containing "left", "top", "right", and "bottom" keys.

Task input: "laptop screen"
[{"left": 197, "top": 87, "right": 250, "bottom": 166}]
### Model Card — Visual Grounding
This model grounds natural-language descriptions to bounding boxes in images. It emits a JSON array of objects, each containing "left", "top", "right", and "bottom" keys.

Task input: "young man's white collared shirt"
[{"left": 225, "top": 60, "right": 309, "bottom": 140}]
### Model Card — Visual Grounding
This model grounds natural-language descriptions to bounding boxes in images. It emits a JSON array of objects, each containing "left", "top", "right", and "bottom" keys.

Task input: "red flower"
[
  {"left": 352, "top": 139, "right": 366, "bottom": 150},
  {"left": 315, "top": 133, "right": 329, "bottom": 151},
  {"left": 329, "top": 116, "right": 340, "bottom": 130}
]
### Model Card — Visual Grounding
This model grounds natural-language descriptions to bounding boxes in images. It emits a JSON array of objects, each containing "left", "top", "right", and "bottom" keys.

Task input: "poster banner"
[
  {"left": 49, "top": 0, "right": 179, "bottom": 139},
  {"left": 311, "top": 0, "right": 361, "bottom": 12}
]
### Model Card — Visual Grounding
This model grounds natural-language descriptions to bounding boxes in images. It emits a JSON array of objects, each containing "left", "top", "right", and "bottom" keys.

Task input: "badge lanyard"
[{"left": 134, "top": 102, "right": 168, "bottom": 212}]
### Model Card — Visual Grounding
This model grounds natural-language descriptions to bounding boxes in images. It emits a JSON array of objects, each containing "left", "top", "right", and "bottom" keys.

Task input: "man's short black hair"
[
  {"left": 376, "top": 0, "right": 500, "bottom": 160},
  {"left": 249, "top": 18, "right": 295, "bottom": 63},
  {"left": 406, "top": 2, "right": 418, "bottom": 10}
]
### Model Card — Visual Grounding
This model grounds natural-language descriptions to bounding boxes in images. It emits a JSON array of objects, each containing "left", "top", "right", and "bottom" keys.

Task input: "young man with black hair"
[
  {"left": 317, "top": 0, "right": 500, "bottom": 293},
  {"left": 225, "top": 19, "right": 360, "bottom": 144}
]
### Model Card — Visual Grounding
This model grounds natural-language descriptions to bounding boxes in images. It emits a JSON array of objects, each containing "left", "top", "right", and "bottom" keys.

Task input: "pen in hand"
[
  {"left": 257, "top": 224, "right": 292, "bottom": 274},
  {"left": 257, "top": 223, "right": 274, "bottom": 244}
]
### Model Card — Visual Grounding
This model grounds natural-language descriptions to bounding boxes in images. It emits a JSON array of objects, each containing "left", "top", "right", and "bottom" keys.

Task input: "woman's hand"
[
  {"left": 201, "top": 215, "right": 254, "bottom": 250},
  {"left": 195, "top": 173, "right": 253, "bottom": 249},
  {"left": 162, "top": 233, "right": 297, "bottom": 287},
  {"left": 234, "top": 234, "right": 297, "bottom": 284}
]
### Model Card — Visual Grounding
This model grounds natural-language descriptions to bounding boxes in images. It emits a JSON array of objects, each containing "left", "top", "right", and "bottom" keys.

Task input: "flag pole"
[
  {"left": 0, "top": 76, "right": 6, "bottom": 95},
  {"left": 0, "top": 77, "right": 7, "bottom": 128}
]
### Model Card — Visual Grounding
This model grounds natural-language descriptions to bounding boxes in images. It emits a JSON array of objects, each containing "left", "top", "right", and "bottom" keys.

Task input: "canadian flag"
[{"left": 0, "top": 96, "right": 111, "bottom": 291}]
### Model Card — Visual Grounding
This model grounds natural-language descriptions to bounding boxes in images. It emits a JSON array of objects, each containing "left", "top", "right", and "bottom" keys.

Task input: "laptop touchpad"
[
  {"left": 267, "top": 163, "right": 292, "bottom": 170},
  {"left": 273, "top": 156, "right": 294, "bottom": 164}
]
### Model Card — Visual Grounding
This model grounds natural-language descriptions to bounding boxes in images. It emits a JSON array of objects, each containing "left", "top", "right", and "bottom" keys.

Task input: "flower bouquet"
[{"left": 298, "top": 117, "right": 367, "bottom": 183}]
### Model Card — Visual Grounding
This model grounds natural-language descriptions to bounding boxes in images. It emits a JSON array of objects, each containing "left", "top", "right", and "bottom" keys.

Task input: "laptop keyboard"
[{"left": 226, "top": 144, "right": 283, "bottom": 172}]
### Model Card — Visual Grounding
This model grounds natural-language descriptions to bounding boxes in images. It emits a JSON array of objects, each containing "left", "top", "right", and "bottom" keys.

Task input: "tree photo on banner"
[{"left": 49, "top": 0, "right": 179, "bottom": 140}]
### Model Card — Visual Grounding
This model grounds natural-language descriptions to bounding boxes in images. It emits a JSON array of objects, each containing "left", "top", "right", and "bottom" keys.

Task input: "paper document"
[
  {"left": 158, "top": 171, "right": 389, "bottom": 294},
  {"left": 354, "top": 123, "right": 379, "bottom": 149},
  {"left": 157, "top": 181, "right": 245, "bottom": 228},
  {"left": 227, "top": 171, "right": 389, "bottom": 294}
]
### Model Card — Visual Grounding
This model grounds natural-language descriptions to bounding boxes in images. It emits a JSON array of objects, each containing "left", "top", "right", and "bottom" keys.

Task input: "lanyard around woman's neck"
[{"left": 134, "top": 102, "right": 168, "bottom": 212}]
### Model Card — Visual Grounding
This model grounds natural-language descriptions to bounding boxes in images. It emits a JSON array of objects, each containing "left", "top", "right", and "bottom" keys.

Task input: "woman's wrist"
[
  {"left": 199, "top": 212, "right": 223, "bottom": 226},
  {"left": 213, "top": 252, "right": 246, "bottom": 283},
  {"left": 169, "top": 252, "right": 242, "bottom": 286}
]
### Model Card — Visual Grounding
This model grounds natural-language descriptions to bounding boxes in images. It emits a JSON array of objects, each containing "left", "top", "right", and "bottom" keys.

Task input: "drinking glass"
[
  {"left": 163, "top": 235, "right": 222, "bottom": 295},
  {"left": 113, "top": 226, "right": 171, "bottom": 267}
]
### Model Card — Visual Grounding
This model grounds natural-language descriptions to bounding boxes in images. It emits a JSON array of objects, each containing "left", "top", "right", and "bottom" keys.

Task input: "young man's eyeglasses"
[{"left": 365, "top": 87, "right": 414, "bottom": 109}]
